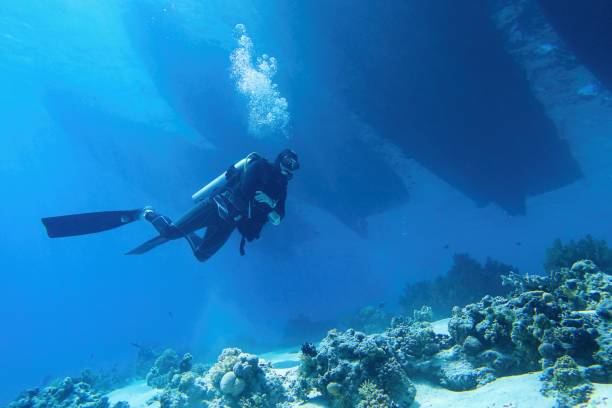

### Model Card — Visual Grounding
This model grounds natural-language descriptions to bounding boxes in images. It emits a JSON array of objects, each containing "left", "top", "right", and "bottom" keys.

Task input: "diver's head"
[{"left": 276, "top": 148, "right": 299, "bottom": 178}]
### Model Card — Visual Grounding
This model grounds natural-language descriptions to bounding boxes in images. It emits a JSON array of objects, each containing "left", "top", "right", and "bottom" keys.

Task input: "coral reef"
[
  {"left": 147, "top": 349, "right": 183, "bottom": 389},
  {"left": 137, "top": 256, "right": 610, "bottom": 408},
  {"left": 204, "top": 348, "right": 285, "bottom": 404},
  {"left": 385, "top": 318, "right": 483, "bottom": 391},
  {"left": 147, "top": 348, "right": 287, "bottom": 408},
  {"left": 8, "top": 377, "right": 114, "bottom": 408},
  {"left": 541, "top": 355, "right": 593, "bottom": 408},
  {"left": 75, "top": 364, "right": 131, "bottom": 394},
  {"left": 296, "top": 323, "right": 426, "bottom": 407},
  {"left": 7, "top": 344, "right": 166, "bottom": 408},
  {"left": 445, "top": 259, "right": 611, "bottom": 404},
  {"left": 412, "top": 305, "right": 433, "bottom": 323},
  {"left": 6, "top": 245, "right": 611, "bottom": 408},
  {"left": 300, "top": 342, "right": 317, "bottom": 358},
  {"left": 344, "top": 303, "right": 393, "bottom": 334},
  {"left": 131, "top": 343, "right": 161, "bottom": 378},
  {"left": 7, "top": 347, "right": 287, "bottom": 408},
  {"left": 545, "top": 235, "right": 612, "bottom": 274},
  {"left": 356, "top": 380, "right": 392, "bottom": 408},
  {"left": 400, "top": 254, "right": 516, "bottom": 319},
  {"left": 281, "top": 257, "right": 609, "bottom": 406}
]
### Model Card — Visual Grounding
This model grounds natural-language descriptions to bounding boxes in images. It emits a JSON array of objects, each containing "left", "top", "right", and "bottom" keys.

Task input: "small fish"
[
  {"left": 168, "top": 311, "right": 174, "bottom": 319},
  {"left": 515, "top": 242, "right": 522, "bottom": 246},
  {"left": 443, "top": 244, "right": 449, "bottom": 250}
]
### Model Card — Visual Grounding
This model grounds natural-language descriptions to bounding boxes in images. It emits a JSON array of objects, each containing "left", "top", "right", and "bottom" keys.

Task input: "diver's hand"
[
  {"left": 255, "top": 191, "right": 277, "bottom": 208},
  {"left": 268, "top": 211, "right": 281, "bottom": 226}
]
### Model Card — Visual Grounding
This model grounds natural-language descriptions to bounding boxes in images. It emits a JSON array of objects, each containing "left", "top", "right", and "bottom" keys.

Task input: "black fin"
[
  {"left": 42, "top": 209, "right": 142, "bottom": 238},
  {"left": 125, "top": 235, "right": 169, "bottom": 255}
]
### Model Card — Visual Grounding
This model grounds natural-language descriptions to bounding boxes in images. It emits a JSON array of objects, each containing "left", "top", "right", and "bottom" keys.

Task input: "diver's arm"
[
  {"left": 266, "top": 188, "right": 286, "bottom": 226},
  {"left": 255, "top": 191, "right": 283, "bottom": 226},
  {"left": 255, "top": 191, "right": 277, "bottom": 208},
  {"left": 255, "top": 191, "right": 281, "bottom": 226},
  {"left": 264, "top": 182, "right": 287, "bottom": 226}
]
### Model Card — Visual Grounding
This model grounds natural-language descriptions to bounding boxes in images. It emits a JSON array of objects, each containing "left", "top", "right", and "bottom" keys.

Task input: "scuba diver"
[{"left": 41, "top": 149, "right": 300, "bottom": 262}]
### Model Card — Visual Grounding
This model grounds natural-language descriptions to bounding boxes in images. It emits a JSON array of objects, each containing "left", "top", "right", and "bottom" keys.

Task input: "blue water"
[{"left": 1, "top": 1, "right": 612, "bottom": 404}]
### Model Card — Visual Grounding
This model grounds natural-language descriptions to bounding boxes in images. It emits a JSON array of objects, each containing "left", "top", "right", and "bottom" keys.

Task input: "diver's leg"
[
  {"left": 142, "top": 199, "right": 237, "bottom": 261},
  {"left": 141, "top": 207, "right": 184, "bottom": 239},
  {"left": 186, "top": 218, "right": 235, "bottom": 262},
  {"left": 172, "top": 199, "right": 217, "bottom": 233}
]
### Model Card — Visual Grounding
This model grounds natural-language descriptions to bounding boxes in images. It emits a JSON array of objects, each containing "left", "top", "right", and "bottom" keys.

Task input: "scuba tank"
[{"left": 191, "top": 152, "right": 261, "bottom": 202}]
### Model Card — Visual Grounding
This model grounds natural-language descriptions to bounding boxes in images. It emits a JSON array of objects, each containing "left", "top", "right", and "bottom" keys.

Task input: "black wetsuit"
[
  {"left": 152, "top": 158, "right": 288, "bottom": 262},
  {"left": 236, "top": 158, "right": 288, "bottom": 241}
]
